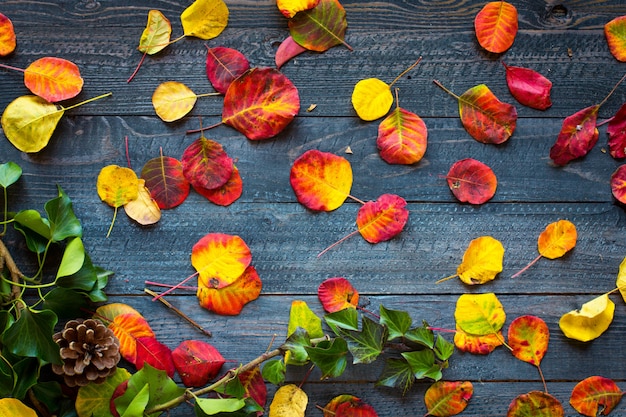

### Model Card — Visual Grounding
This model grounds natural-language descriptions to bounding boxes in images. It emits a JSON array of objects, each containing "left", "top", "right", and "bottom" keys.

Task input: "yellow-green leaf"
[
  {"left": 269, "top": 384, "right": 308, "bottom": 417},
  {"left": 139, "top": 9, "right": 172, "bottom": 54},
  {"left": 152, "top": 81, "right": 197, "bottom": 122},
  {"left": 454, "top": 292, "right": 506, "bottom": 336},
  {"left": 181, "top": 0, "right": 229, "bottom": 40},
  {"left": 559, "top": 294, "right": 615, "bottom": 342},
  {"left": 288, "top": 300, "right": 324, "bottom": 339},
  {"left": 616, "top": 255, "right": 626, "bottom": 303},
  {"left": 96, "top": 165, "right": 139, "bottom": 208},
  {"left": 76, "top": 367, "right": 131, "bottom": 417}
]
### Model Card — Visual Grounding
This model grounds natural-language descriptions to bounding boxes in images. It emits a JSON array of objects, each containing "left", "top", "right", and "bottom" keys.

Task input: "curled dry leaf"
[
  {"left": 454, "top": 292, "right": 506, "bottom": 336},
  {"left": 206, "top": 46, "right": 250, "bottom": 95},
  {"left": 474, "top": 1, "right": 518, "bottom": 54},
  {"left": 123, "top": 179, "right": 161, "bottom": 226},
  {"left": 276, "top": 36, "right": 308, "bottom": 69},
  {"left": 318, "top": 277, "right": 359, "bottom": 313},
  {"left": 377, "top": 106, "right": 428, "bottom": 165},
  {"left": 269, "top": 384, "right": 308, "bottom": 417},
  {"left": 356, "top": 193, "right": 409, "bottom": 243},
  {"left": 424, "top": 380, "right": 473, "bottom": 417},
  {"left": 559, "top": 294, "right": 615, "bottom": 342},
  {"left": 181, "top": 0, "right": 229, "bottom": 40},
  {"left": 288, "top": 0, "right": 350, "bottom": 52},
  {"left": 24, "top": 57, "right": 84, "bottom": 102},
  {"left": 503, "top": 62, "right": 552, "bottom": 110},
  {"left": 616, "top": 255, "right": 626, "bottom": 302},
  {"left": 0, "top": 12, "right": 16, "bottom": 56},
  {"left": 446, "top": 158, "right": 497, "bottom": 205},
  {"left": 277, "top": 0, "right": 320, "bottom": 18},
  {"left": 570, "top": 375, "right": 624, "bottom": 417},
  {"left": 152, "top": 81, "right": 197, "bottom": 122},
  {"left": 611, "top": 164, "right": 626, "bottom": 204},
  {"left": 507, "top": 391, "right": 564, "bottom": 417},
  {"left": 605, "top": 15, "right": 626, "bottom": 62}
]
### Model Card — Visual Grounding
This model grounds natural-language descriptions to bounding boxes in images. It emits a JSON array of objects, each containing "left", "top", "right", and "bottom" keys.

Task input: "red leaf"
[
  {"left": 611, "top": 165, "right": 626, "bottom": 204},
  {"left": 195, "top": 165, "right": 243, "bottom": 206},
  {"left": 172, "top": 340, "right": 225, "bottom": 387},
  {"left": 549, "top": 105, "right": 600, "bottom": 166},
  {"left": 275, "top": 36, "right": 307, "bottom": 69},
  {"left": 474, "top": 1, "right": 518, "bottom": 54},
  {"left": 356, "top": 194, "right": 409, "bottom": 243},
  {"left": 503, "top": 62, "right": 552, "bottom": 110},
  {"left": 110, "top": 380, "right": 128, "bottom": 417},
  {"left": 377, "top": 106, "right": 428, "bottom": 165},
  {"left": 206, "top": 46, "right": 250, "bottom": 95},
  {"left": 335, "top": 398, "right": 378, "bottom": 417},
  {"left": 181, "top": 137, "right": 233, "bottom": 189},
  {"left": 222, "top": 67, "right": 300, "bottom": 140},
  {"left": 570, "top": 376, "right": 624, "bottom": 416},
  {"left": 238, "top": 367, "right": 267, "bottom": 409},
  {"left": 197, "top": 265, "right": 262, "bottom": 315},
  {"left": 135, "top": 336, "right": 175, "bottom": 377},
  {"left": 608, "top": 102, "right": 626, "bottom": 159},
  {"left": 507, "top": 315, "right": 549, "bottom": 366},
  {"left": 141, "top": 156, "right": 190, "bottom": 209},
  {"left": 446, "top": 158, "right": 497, "bottom": 204},
  {"left": 318, "top": 277, "right": 359, "bottom": 313},
  {"left": 324, "top": 395, "right": 360, "bottom": 417},
  {"left": 0, "top": 12, "right": 16, "bottom": 56}
]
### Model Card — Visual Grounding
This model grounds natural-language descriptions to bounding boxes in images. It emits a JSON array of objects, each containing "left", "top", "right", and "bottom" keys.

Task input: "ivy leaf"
[
  {"left": 45, "top": 186, "right": 83, "bottom": 242},
  {"left": 181, "top": 0, "right": 229, "bottom": 40},
  {"left": 379, "top": 304, "right": 412, "bottom": 341},
  {"left": 570, "top": 376, "right": 624, "bottom": 417},
  {"left": 11, "top": 357, "right": 39, "bottom": 400},
  {"left": 286, "top": 301, "right": 323, "bottom": 363},
  {"left": 304, "top": 337, "right": 348, "bottom": 379},
  {"left": 261, "top": 359, "right": 286, "bottom": 385},
  {"left": 42, "top": 287, "right": 89, "bottom": 319},
  {"left": 288, "top": 0, "right": 351, "bottom": 52},
  {"left": 56, "top": 237, "right": 85, "bottom": 279},
  {"left": 324, "top": 307, "right": 359, "bottom": 335},
  {"left": 76, "top": 368, "right": 131, "bottom": 417},
  {"left": 12, "top": 214, "right": 49, "bottom": 254},
  {"left": 376, "top": 358, "right": 415, "bottom": 394},
  {"left": 0, "top": 161, "right": 22, "bottom": 188},
  {"left": 402, "top": 349, "right": 443, "bottom": 381},
  {"left": 434, "top": 335, "right": 455, "bottom": 362},
  {"left": 283, "top": 327, "right": 313, "bottom": 366},
  {"left": 405, "top": 324, "right": 435, "bottom": 349},
  {"left": 2, "top": 308, "right": 61, "bottom": 364},
  {"left": 57, "top": 253, "right": 105, "bottom": 293},
  {"left": 338, "top": 315, "right": 386, "bottom": 364}
]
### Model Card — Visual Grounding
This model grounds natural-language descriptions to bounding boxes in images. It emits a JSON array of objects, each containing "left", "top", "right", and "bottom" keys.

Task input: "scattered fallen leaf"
[
  {"left": 605, "top": 15, "right": 626, "bottom": 62},
  {"left": 454, "top": 292, "right": 506, "bottom": 336},
  {"left": 307, "top": 103, "right": 317, "bottom": 112},
  {"left": 138, "top": 10, "right": 172, "bottom": 55},
  {"left": 507, "top": 315, "right": 549, "bottom": 366},
  {"left": 323, "top": 395, "right": 359, "bottom": 417},
  {"left": 268, "top": 384, "right": 307, "bottom": 417},
  {"left": 454, "top": 324, "right": 503, "bottom": 355},
  {"left": 0, "top": 12, "right": 16, "bottom": 56},
  {"left": 356, "top": 193, "right": 409, "bottom": 243},
  {"left": 377, "top": 104, "right": 428, "bottom": 165},
  {"left": 276, "top": 35, "right": 308, "bottom": 69},
  {"left": 23, "top": 57, "right": 83, "bottom": 102},
  {"left": 474, "top": 1, "right": 518, "bottom": 53},
  {"left": 570, "top": 375, "right": 624, "bottom": 417},
  {"left": 96, "top": 165, "right": 140, "bottom": 237},
  {"left": 611, "top": 164, "right": 626, "bottom": 204},
  {"left": 277, "top": 0, "right": 320, "bottom": 18},
  {"left": 194, "top": 165, "right": 243, "bottom": 206},
  {"left": 559, "top": 294, "right": 615, "bottom": 342},
  {"left": 445, "top": 158, "right": 497, "bottom": 204},
  {"left": 507, "top": 391, "right": 564, "bottom": 417},
  {"left": 503, "top": 62, "right": 552, "bottom": 110},
  {"left": 439, "top": 236, "right": 505, "bottom": 285},
  {"left": 181, "top": 136, "right": 233, "bottom": 190},
  {"left": 318, "top": 277, "right": 359, "bottom": 313},
  {"left": 607, "top": 103, "right": 626, "bottom": 158},
  {"left": 197, "top": 265, "right": 262, "bottom": 315},
  {"left": 134, "top": 336, "right": 175, "bottom": 377},
  {"left": 206, "top": 46, "right": 250, "bottom": 95},
  {"left": 288, "top": 299, "right": 324, "bottom": 339},
  {"left": 334, "top": 397, "right": 378, "bottom": 417},
  {"left": 616, "top": 255, "right": 626, "bottom": 302},
  {"left": 192, "top": 232, "right": 252, "bottom": 288},
  {"left": 172, "top": 340, "right": 225, "bottom": 387},
  {"left": 288, "top": 0, "right": 351, "bottom": 52},
  {"left": 152, "top": 81, "right": 198, "bottom": 122},
  {"left": 123, "top": 179, "right": 161, "bottom": 225},
  {"left": 141, "top": 155, "right": 190, "bottom": 209},
  {"left": 424, "top": 380, "right": 473, "bottom": 417},
  {"left": 181, "top": 0, "right": 229, "bottom": 40}
]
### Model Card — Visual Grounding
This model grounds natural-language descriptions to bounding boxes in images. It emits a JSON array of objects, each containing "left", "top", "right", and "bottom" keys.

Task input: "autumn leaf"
[
  {"left": 570, "top": 376, "right": 624, "bottom": 417},
  {"left": 323, "top": 395, "right": 359, "bottom": 417},
  {"left": 22, "top": 57, "right": 84, "bottom": 102},
  {"left": 134, "top": 336, "right": 175, "bottom": 377},
  {"left": 206, "top": 46, "right": 250, "bottom": 94},
  {"left": 356, "top": 193, "right": 409, "bottom": 243},
  {"left": 502, "top": 62, "right": 552, "bottom": 110},
  {"left": 140, "top": 155, "right": 190, "bottom": 209},
  {"left": 278, "top": 0, "right": 320, "bottom": 18},
  {"left": 454, "top": 292, "right": 506, "bottom": 336},
  {"left": 181, "top": 0, "right": 229, "bottom": 40},
  {"left": 454, "top": 324, "right": 503, "bottom": 355},
  {"left": 76, "top": 367, "right": 131, "bottom": 417},
  {"left": 474, "top": 1, "right": 518, "bottom": 54},
  {"left": 96, "top": 165, "right": 139, "bottom": 237},
  {"left": 611, "top": 164, "right": 626, "bottom": 204},
  {"left": 559, "top": 294, "right": 615, "bottom": 342},
  {"left": 181, "top": 136, "right": 233, "bottom": 190},
  {"left": 616, "top": 255, "right": 626, "bottom": 302},
  {"left": 276, "top": 36, "right": 308, "bottom": 69},
  {"left": 222, "top": 67, "right": 300, "bottom": 140},
  {"left": 192, "top": 232, "right": 252, "bottom": 288},
  {"left": 445, "top": 158, "right": 497, "bottom": 205},
  {"left": 434, "top": 81, "right": 517, "bottom": 144},
  {"left": 152, "top": 81, "right": 218, "bottom": 122},
  {"left": 197, "top": 265, "right": 262, "bottom": 315},
  {"left": 424, "top": 380, "right": 473, "bottom": 417},
  {"left": 377, "top": 100, "right": 428, "bottom": 165},
  {"left": 438, "top": 236, "right": 505, "bottom": 285},
  {"left": 288, "top": 0, "right": 351, "bottom": 52},
  {"left": 288, "top": 300, "right": 324, "bottom": 339},
  {"left": 237, "top": 367, "right": 267, "bottom": 409},
  {"left": 172, "top": 340, "right": 225, "bottom": 387},
  {"left": 268, "top": 384, "right": 307, "bottom": 417},
  {"left": 605, "top": 15, "right": 626, "bottom": 62},
  {"left": 607, "top": 103, "right": 626, "bottom": 158},
  {"left": 123, "top": 179, "right": 161, "bottom": 225},
  {"left": 0, "top": 398, "right": 37, "bottom": 417},
  {"left": 0, "top": 12, "right": 16, "bottom": 56},
  {"left": 127, "top": 10, "right": 172, "bottom": 82},
  {"left": 194, "top": 165, "right": 243, "bottom": 206},
  {"left": 507, "top": 391, "right": 564, "bottom": 417},
  {"left": 507, "top": 315, "right": 549, "bottom": 366},
  {"left": 290, "top": 149, "right": 353, "bottom": 211},
  {"left": 318, "top": 277, "right": 359, "bottom": 313},
  {"left": 334, "top": 397, "right": 378, "bottom": 416}
]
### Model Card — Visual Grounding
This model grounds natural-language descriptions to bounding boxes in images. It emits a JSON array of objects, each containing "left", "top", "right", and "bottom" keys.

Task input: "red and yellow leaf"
[
  {"left": 454, "top": 293, "right": 506, "bottom": 336},
  {"left": 0, "top": 12, "right": 16, "bottom": 56},
  {"left": 424, "top": 380, "right": 473, "bottom": 417},
  {"left": 152, "top": 81, "right": 197, "bottom": 122},
  {"left": 276, "top": 36, "right": 308, "bottom": 69},
  {"left": 538, "top": 220, "right": 577, "bottom": 259},
  {"left": 318, "top": 277, "right": 359, "bottom": 313},
  {"left": 195, "top": 165, "right": 243, "bottom": 206},
  {"left": 278, "top": 0, "right": 320, "bottom": 18},
  {"left": 570, "top": 376, "right": 624, "bottom": 417},
  {"left": 180, "top": 0, "right": 229, "bottom": 40},
  {"left": 134, "top": 336, "right": 175, "bottom": 376},
  {"left": 607, "top": 103, "right": 626, "bottom": 159},
  {"left": 96, "top": 165, "right": 139, "bottom": 208},
  {"left": 206, "top": 46, "right": 250, "bottom": 95},
  {"left": 335, "top": 398, "right": 378, "bottom": 417},
  {"left": 507, "top": 391, "right": 564, "bottom": 417},
  {"left": 172, "top": 340, "right": 225, "bottom": 387},
  {"left": 140, "top": 155, "right": 190, "bottom": 209},
  {"left": 238, "top": 367, "right": 267, "bottom": 408},
  {"left": 323, "top": 395, "right": 359, "bottom": 417},
  {"left": 288, "top": 0, "right": 350, "bottom": 52},
  {"left": 611, "top": 164, "right": 626, "bottom": 204},
  {"left": 549, "top": 105, "right": 600, "bottom": 166},
  {"left": 192, "top": 232, "right": 252, "bottom": 288},
  {"left": 377, "top": 106, "right": 428, "bottom": 164},
  {"left": 503, "top": 62, "right": 552, "bottom": 110},
  {"left": 446, "top": 158, "right": 497, "bottom": 205},
  {"left": 356, "top": 193, "right": 409, "bottom": 243},
  {"left": 197, "top": 265, "right": 262, "bottom": 315},
  {"left": 138, "top": 10, "right": 172, "bottom": 55},
  {"left": 605, "top": 15, "right": 626, "bottom": 62},
  {"left": 474, "top": 1, "right": 518, "bottom": 53},
  {"left": 454, "top": 324, "right": 503, "bottom": 355},
  {"left": 507, "top": 315, "right": 549, "bottom": 366},
  {"left": 24, "top": 57, "right": 84, "bottom": 102},
  {"left": 290, "top": 149, "right": 353, "bottom": 211},
  {"left": 222, "top": 67, "right": 300, "bottom": 140},
  {"left": 181, "top": 137, "right": 233, "bottom": 190},
  {"left": 124, "top": 179, "right": 161, "bottom": 225},
  {"left": 458, "top": 84, "right": 517, "bottom": 144}
]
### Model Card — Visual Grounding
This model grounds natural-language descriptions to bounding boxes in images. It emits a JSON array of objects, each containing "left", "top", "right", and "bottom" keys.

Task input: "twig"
[
  {"left": 144, "top": 288, "right": 212, "bottom": 337},
  {"left": 0, "top": 238, "right": 24, "bottom": 304}
]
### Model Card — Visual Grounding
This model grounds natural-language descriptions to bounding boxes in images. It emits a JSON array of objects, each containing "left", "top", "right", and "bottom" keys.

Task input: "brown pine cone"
[{"left": 51, "top": 318, "right": 121, "bottom": 387}]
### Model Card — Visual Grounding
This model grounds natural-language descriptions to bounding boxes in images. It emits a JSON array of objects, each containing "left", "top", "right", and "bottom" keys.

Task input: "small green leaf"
[
  {"left": 305, "top": 337, "right": 348, "bottom": 379},
  {"left": 379, "top": 305, "right": 412, "bottom": 340},
  {"left": 121, "top": 383, "right": 149, "bottom": 417},
  {"left": 2, "top": 308, "right": 61, "bottom": 364},
  {"left": 405, "top": 324, "right": 435, "bottom": 348},
  {"left": 14, "top": 209, "right": 51, "bottom": 241},
  {"left": 434, "top": 334, "right": 455, "bottom": 361},
  {"left": 376, "top": 358, "right": 414, "bottom": 394},
  {"left": 339, "top": 315, "right": 386, "bottom": 364},
  {"left": 56, "top": 237, "right": 85, "bottom": 279},
  {"left": 29, "top": 381, "right": 65, "bottom": 415},
  {"left": 195, "top": 398, "right": 246, "bottom": 415},
  {"left": 324, "top": 307, "right": 358, "bottom": 335},
  {"left": 402, "top": 350, "right": 442, "bottom": 381},
  {"left": 46, "top": 186, "right": 82, "bottom": 241},
  {"left": 0, "top": 356, "right": 15, "bottom": 398},
  {"left": 261, "top": 359, "right": 285, "bottom": 385},
  {"left": 0, "top": 162, "right": 22, "bottom": 188},
  {"left": 283, "top": 327, "right": 312, "bottom": 365},
  {"left": 57, "top": 253, "right": 99, "bottom": 292}
]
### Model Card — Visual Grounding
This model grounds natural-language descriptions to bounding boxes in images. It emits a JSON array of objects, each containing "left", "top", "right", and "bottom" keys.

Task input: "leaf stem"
[
  {"left": 432, "top": 79, "right": 460, "bottom": 100},
  {"left": 389, "top": 56, "right": 422, "bottom": 88},
  {"left": 151, "top": 271, "right": 199, "bottom": 300},
  {"left": 347, "top": 194, "right": 366, "bottom": 205},
  {"left": 144, "top": 288, "right": 212, "bottom": 337},
  {"left": 537, "top": 364, "right": 548, "bottom": 394},
  {"left": 435, "top": 274, "right": 458, "bottom": 284},
  {"left": 195, "top": 92, "right": 221, "bottom": 98},
  {"left": 317, "top": 229, "right": 360, "bottom": 257},
  {"left": 510, "top": 254, "right": 543, "bottom": 279},
  {"left": 599, "top": 72, "right": 626, "bottom": 108},
  {"left": 126, "top": 52, "right": 147, "bottom": 83},
  {"left": 106, "top": 206, "right": 118, "bottom": 238},
  {"left": 186, "top": 121, "right": 223, "bottom": 135},
  {"left": 63, "top": 92, "right": 113, "bottom": 112},
  {"left": 144, "top": 280, "right": 197, "bottom": 291},
  {"left": 0, "top": 63, "right": 25, "bottom": 73}
]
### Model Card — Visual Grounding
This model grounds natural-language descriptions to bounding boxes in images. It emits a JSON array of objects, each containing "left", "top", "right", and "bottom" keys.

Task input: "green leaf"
[
  {"left": 57, "top": 252, "right": 98, "bottom": 291},
  {"left": 30, "top": 381, "right": 65, "bottom": 415},
  {"left": 0, "top": 356, "right": 15, "bottom": 397},
  {"left": 11, "top": 357, "right": 39, "bottom": 399},
  {"left": 56, "top": 237, "right": 85, "bottom": 279},
  {"left": 14, "top": 209, "right": 51, "bottom": 241},
  {"left": 283, "top": 327, "right": 312, "bottom": 365},
  {"left": 305, "top": 337, "right": 348, "bottom": 379},
  {"left": 195, "top": 398, "right": 262, "bottom": 417},
  {"left": 379, "top": 305, "right": 412, "bottom": 340},
  {"left": 288, "top": 300, "right": 323, "bottom": 339},
  {"left": 434, "top": 334, "right": 455, "bottom": 361},
  {"left": 261, "top": 359, "right": 285, "bottom": 385},
  {"left": 195, "top": 398, "right": 246, "bottom": 415},
  {"left": 121, "top": 383, "right": 149, "bottom": 417},
  {"left": 339, "top": 315, "right": 386, "bottom": 364},
  {"left": 0, "top": 162, "right": 22, "bottom": 188},
  {"left": 76, "top": 368, "right": 131, "bottom": 417},
  {"left": 45, "top": 186, "right": 82, "bottom": 241},
  {"left": 376, "top": 358, "right": 415, "bottom": 394},
  {"left": 2, "top": 308, "right": 61, "bottom": 364},
  {"left": 42, "top": 288, "right": 89, "bottom": 319},
  {"left": 324, "top": 307, "right": 358, "bottom": 335},
  {"left": 87, "top": 265, "right": 111, "bottom": 302},
  {"left": 405, "top": 324, "right": 435, "bottom": 349},
  {"left": 402, "top": 349, "right": 443, "bottom": 380}
]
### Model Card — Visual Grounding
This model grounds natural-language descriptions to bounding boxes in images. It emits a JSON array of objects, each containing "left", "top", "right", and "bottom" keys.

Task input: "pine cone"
[{"left": 52, "top": 318, "right": 121, "bottom": 387}]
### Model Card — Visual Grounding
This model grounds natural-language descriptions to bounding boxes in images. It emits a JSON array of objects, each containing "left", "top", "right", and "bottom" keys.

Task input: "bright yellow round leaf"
[
  {"left": 457, "top": 236, "right": 504, "bottom": 285},
  {"left": 538, "top": 219, "right": 577, "bottom": 259},
  {"left": 559, "top": 294, "right": 615, "bottom": 342},
  {"left": 269, "top": 384, "right": 308, "bottom": 417},
  {"left": 0, "top": 398, "right": 37, "bottom": 417},
  {"left": 454, "top": 292, "right": 506, "bottom": 336},
  {"left": 152, "top": 81, "right": 197, "bottom": 122},
  {"left": 124, "top": 179, "right": 161, "bottom": 225},
  {"left": 351, "top": 78, "right": 393, "bottom": 121},
  {"left": 96, "top": 165, "right": 139, "bottom": 208},
  {"left": 181, "top": 0, "right": 229, "bottom": 40}
]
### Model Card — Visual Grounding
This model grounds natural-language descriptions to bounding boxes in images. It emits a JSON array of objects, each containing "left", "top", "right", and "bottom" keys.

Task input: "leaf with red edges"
[
  {"left": 377, "top": 106, "right": 428, "bottom": 164},
  {"left": 288, "top": 0, "right": 351, "bottom": 52},
  {"left": 323, "top": 395, "right": 359, "bottom": 417},
  {"left": 474, "top": 1, "right": 518, "bottom": 53},
  {"left": 611, "top": 165, "right": 626, "bottom": 204},
  {"left": 276, "top": 36, "right": 308, "bottom": 69},
  {"left": 181, "top": 137, "right": 233, "bottom": 190},
  {"left": 425, "top": 380, "right": 473, "bottom": 417},
  {"left": 138, "top": 10, "right": 171, "bottom": 55},
  {"left": 503, "top": 62, "right": 552, "bottom": 110},
  {"left": 197, "top": 265, "right": 262, "bottom": 315},
  {"left": 141, "top": 156, "right": 190, "bottom": 209},
  {"left": 507, "top": 391, "right": 564, "bottom": 417},
  {"left": 192, "top": 232, "right": 252, "bottom": 288},
  {"left": 0, "top": 13, "right": 16, "bottom": 56},
  {"left": 446, "top": 158, "right": 497, "bottom": 205},
  {"left": 570, "top": 376, "right": 624, "bottom": 417},
  {"left": 605, "top": 16, "right": 626, "bottom": 62},
  {"left": 507, "top": 315, "right": 549, "bottom": 366},
  {"left": 222, "top": 67, "right": 300, "bottom": 140},
  {"left": 608, "top": 103, "right": 626, "bottom": 159},
  {"left": 172, "top": 340, "right": 225, "bottom": 387},
  {"left": 549, "top": 105, "right": 600, "bottom": 166},
  {"left": 277, "top": 0, "right": 320, "bottom": 18},
  {"left": 134, "top": 336, "right": 175, "bottom": 377},
  {"left": 318, "top": 277, "right": 359, "bottom": 313},
  {"left": 357, "top": 193, "right": 409, "bottom": 243},
  {"left": 195, "top": 165, "right": 243, "bottom": 206},
  {"left": 454, "top": 324, "right": 503, "bottom": 355},
  {"left": 238, "top": 367, "right": 267, "bottom": 409},
  {"left": 206, "top": 46, "right": 250, "bottom": 95},
  {"left": 24, "top": 57, "right": 84, "bottom": 102}
]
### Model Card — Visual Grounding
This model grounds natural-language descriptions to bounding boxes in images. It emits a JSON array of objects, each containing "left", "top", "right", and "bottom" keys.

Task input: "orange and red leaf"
[
  {"left": 377, "top": 107, "right": 428, "bottom": 165},
  {"left": 0, "top": 13, "right": 16, "bottom": 56},
  {"left": 318, "top": 277, "right": 359, "bottom": 313},
  {"left": 141, "top": 156, "right": 190, "bottom": 209},
  {"left": 206, "top": 46, "right": 250, "bottom": 95},
  {"left": 23, "top": 57, "right": 84, "bottom": 102},
  {"left": 474, "top": 1, "right": 518, "bottom": 54},
  {"left": 537, "top": 220, "right": 577, "bottom": 259},
  {"left": 197, "top": 265, "right": 262, "bottom": 315},
  {"left": 192, "top": 232, "right": 252, "bottom": 288},
  {"left": 424, "top": 380, "right": 473, "bottom": 417},
  {"left": 195, "top": 165, "right": 243, "bottom": 206},
  {"left": 454, "top": 324, "right": 503, "bottom": 355},
  {"left": 181, "top": 137, "right": 233, "bottom": 190},
  {"left": 611, "top": 165, "right": 626, "bottom": 204},
  {"left": 446, "top": 158, "right": 497, "bottom": 205},
  {"left": 356, "top": 193, "right": 409, "bottom": 243},
  {"left": 570, "top": 376, "right": 623, "bottom": 417},
  {"left": 549, "top": 105, "right": 600, "bottom": 166},
  {"left": 458, "top": 84, "right": 517, "bottom": 144},
  {"left": 507, "top": 315, "right": 549, "bottom": 366},
  {"left": 605, "top": 15, "right": 626, "bottom": 62}
]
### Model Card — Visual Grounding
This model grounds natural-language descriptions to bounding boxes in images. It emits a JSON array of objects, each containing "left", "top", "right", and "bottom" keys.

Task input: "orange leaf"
[
  {"left": 605, "top": 15, "right": 626, "bottom": 62},
  {"left": 507, "top": 391, "right": 564, "bottom": 417},
  {"left": 192, "top": 233, "right": 252, "bottom": 288},
  {"left": 277, "top": 0, "right": 320, "bottom": 18},
  {"left": 424, "top": 380, "right": 473, "bottom": 417},
  {"left": 290, "top": 149, "right": 353, "bottom": 211},
  {"left": 323, "top": 395, "right": 360, "bottom": 417},
  {"left": 24, "top": 57, "right": 84, "bottom": 102},
  {"left": 377, "top": 106, "right": 428, "bottom": 165},
  {"left": 0, "top": 13, "right": 16, "bottom": 56},
  {"left": 474, "top": 1, "right": 518, "bottom": 53},
  {"left": 507, "top": 315, "right": 549, "bottom": 366},
  {"left": 194, "top": 165, "right": 243, "bottom": 206},
  {"left": 446, "top": 158, "right": 497, "bottom": 205},
  {"left": 356, "top": 193, "right": 409, "bottom": 243},
  {"left": 317, "top": 277, "right": 359, "bottom": 313},
  {"left": 538, "top": 220, "right": 577, "bottom": 259},
  {"left": 570, "top": 376, "right": 624, "bottom": 417},
  {"left": 454, "top": 324, "right": 503, "bottom": 355},
  {"left": 197, "top": 265, "right": 262, "bottom": 315}
]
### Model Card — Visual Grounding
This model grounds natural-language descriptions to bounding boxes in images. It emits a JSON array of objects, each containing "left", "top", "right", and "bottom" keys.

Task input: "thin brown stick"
[
  {"left": 0, "top": 238, "right": 24, "bottom": 303},
  {"left": 144, "top": 288, "right": 212, "bottom": 337}
]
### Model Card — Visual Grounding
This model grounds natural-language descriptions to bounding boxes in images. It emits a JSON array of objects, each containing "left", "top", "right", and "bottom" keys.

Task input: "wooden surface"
[{"left": 3, "top": 0, "right": 626, "bottom": 415}]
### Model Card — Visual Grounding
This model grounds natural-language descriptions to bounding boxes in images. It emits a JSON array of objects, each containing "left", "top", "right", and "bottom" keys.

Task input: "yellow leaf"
[
  {"left": 288, "top": 300, "right": 324, "bottom": 338},
  {"left": 124, "top": 179, "right": 161, "bottom": 225},
  {"left": 538, "top": 219, "right": 577, "bottom": 259},
  {"left": 139, "top": 10, "right": 172, "bottom": 54},
  {"left": 559, "top": 294, "right": 615, "bottom": 342},
  {"left": 269, "top": 384, "right": 308, "bottom": 417},
  {"left": 277, "top": 0, "right": 320, "bottom": 18},
  {"left": 152, "top": 81, "right": 197, "bottom": 122},
  {"left": 0, "top": 398, "right": 37, "bottom": 417},
  {"left": 456, "top": 236, "right": 504, "bottom": 285},
  {"left": 616, "top": 256, "right": 626, "bottom": 302},
  {"left": 351, "top": 78, "right": 393, "bottom": 121},
  {"left": 181, "top": 0, "right": 229, "bottom": 40},
  {"left": 96, "top": 165, "right": 139, "bottom": 208},
  {"left": 76, "top": 367, "right": 131, "bottom": 417},
  {"left": 454, "top": 292, "right": 506, "bottom": 336}
]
